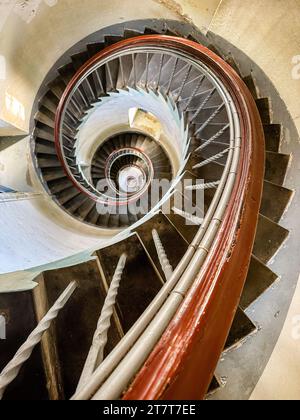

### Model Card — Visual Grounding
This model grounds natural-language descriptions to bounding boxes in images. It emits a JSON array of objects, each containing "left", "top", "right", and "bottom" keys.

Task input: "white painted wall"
[
  {"left": 0, "top": 0, "right": 182, "bottom": 132},
  {"left": 0, "top": 136, "right": 33, "bottom": 191}
]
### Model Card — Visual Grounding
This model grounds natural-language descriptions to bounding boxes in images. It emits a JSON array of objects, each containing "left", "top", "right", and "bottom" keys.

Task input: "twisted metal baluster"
[
  {"left": 156, "top": 54, "right": 165, "bottom": 91},
  {"left": 193, "top": 148, "right": 230, "bottom": 169},
  {"left": 185, "top": 181, "right": 221, "bottom": 191},
  {"left": 195, "top": 103, "right": 225, "bottom": 135},
  {"left": 76, "top": 254, "right": 127, "bottom": 391},
  {"left": 175, "top": 65, "right": 192, "bottom": 102},
  {"left": 0, "top": 281, "right": 77, "bottom": 400},
  {"left": 194, "top": 123, "right": 230, "bottom": 153},
  {"left": 152, "top": 229, "right": 173, "bottom": 281},
  {"left": 166, "top": 57, "right": 179, "bottom": 94},
  {"left": 191, "top": 87, "right": 216, "bottom": 122},
  {"left": 182, "top": 75, "right": 205, "bottom": 111},
  {"left": 172, "top": 207, "right": 203, "bottom": 225}
]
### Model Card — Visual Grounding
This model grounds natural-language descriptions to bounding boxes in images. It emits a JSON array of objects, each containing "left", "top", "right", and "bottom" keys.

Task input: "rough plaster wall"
[
  {"left": 0, "top": 0, "right": 181, "bottom": 132},
  {"left": 154, "top": 0, "right": 222, "bottom": 32},
  {"left": 250, "top": 274, "right": 300, "bottom": 400},
  {"left": 208, "top": 0, "right": 300, "bottom": 136},
  {"left": 0, "top": 136, "right": 33, "bottom": 191}
]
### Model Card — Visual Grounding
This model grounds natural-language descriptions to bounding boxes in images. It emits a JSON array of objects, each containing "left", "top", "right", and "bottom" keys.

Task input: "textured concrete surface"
[{"left": 250, "top": 275, "right": 300, "bottom": 400}]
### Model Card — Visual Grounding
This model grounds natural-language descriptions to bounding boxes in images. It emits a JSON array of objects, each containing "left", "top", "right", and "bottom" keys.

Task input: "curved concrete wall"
[{"left": 0, "top": 0, "right": 182, "bottom": 133}]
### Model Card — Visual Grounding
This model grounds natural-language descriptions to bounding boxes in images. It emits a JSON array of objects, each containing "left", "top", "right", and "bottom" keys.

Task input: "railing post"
[
  {"left": 152, "top": 229, "right": 173, "bottom": 281},
  {"left": 76, "top": 254, "right": 127, "bottom": 392},
  {"left": 0, "top": 281, "right": 77, "bottom": 400}
]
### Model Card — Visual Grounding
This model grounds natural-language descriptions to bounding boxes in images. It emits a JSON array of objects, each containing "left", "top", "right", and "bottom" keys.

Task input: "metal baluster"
[
  {"left": 175, "top": 65, "right": 192, "bottom": 102},
  {"left": 65, "top": 109, "right": 78, "bottom": 124},
  {"left": 191, "top": 88, "right": 216, "bottom": 122},
  {"left": 193, "top": 148, "right": 230, "bottom": 169},
  {"left": 156, "top": 54, "right": 165, "bottom": 91},
  {"left": 152, "top": 229, "right": 173, "bottom": 281},
  {"left": 70, "top": 97, "right": 81, "bottom": 114},
  {"left": 166, "top": 57, "right": 179, "bottom": 94},
  {"left": 185, "top": 181, "right": 221, "bottom": 191},
  {"left": 172, "top": 207, "right": 203, "bottom": 225},
  {"left": 95, "top": 68, "right": 105, "bottom": 94},
  {"left": 194, "top": 103, "right": 225, "bottom": 135},
  {"left": 119, "top": 57, "right": 125, "bottom": 88},
  {"left": 194, "top": 124, "right": 230, "bottom": 153},
  {"left": 182, "top": 75, "right": 205, "bottom": 111},
  {"left": 77, "top": 86, "right": 89, "bottom": 107},
  {"left": 132, "top": 54, "right": 137, "bottom": 88},
  {"left": 0, "top": 281, "right": 77, "bottom": 400},
  {"left": 76, "top": 254, "right": 127, "bottom": 391},
  {"left": 106, "top": 62, "right": 114, "bottom": 91},
  {"left": 144, "top": 53, "right": 150, "bottom": 89}
]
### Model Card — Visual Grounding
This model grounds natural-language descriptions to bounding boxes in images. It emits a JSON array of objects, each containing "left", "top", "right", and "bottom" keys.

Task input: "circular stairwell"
[{"left": 0, "top": 25, "right": 293, "bottom": 400}]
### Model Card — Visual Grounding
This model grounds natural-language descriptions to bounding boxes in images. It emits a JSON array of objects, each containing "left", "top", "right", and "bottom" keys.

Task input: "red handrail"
[
  {"left": 54, "top": 36, "right": 265, "bottom": 399},
  {"left": 121, "top": 38, "right": 265, "bottom": 400}
]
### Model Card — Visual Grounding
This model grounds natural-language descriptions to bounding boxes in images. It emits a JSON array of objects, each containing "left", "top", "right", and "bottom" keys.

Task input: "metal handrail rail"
[
  {"left": 55, "top": 49, "right": 190, "bottom": 204},
  {"left": 121, "top": 38, "right": 265, "bottom": 400},
  {"left": 54, "top": 40, "right": 227, "bottom": 205},
  {"left": 68, "top": 36, "right": 265, "bottom": 401}
]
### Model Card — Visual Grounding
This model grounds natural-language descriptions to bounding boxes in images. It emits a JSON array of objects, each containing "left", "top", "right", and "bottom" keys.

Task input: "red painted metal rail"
[
  {"left": 54, "top": 36, "right": 265, "bottom": 400},
  {"left": 121, "top": 38, "right": 265, "bottom": 400}
]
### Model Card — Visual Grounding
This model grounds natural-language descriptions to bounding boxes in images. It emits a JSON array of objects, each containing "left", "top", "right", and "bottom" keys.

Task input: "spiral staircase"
[{"left": 0, "top": 25, "right": 293, "bottom": 400}]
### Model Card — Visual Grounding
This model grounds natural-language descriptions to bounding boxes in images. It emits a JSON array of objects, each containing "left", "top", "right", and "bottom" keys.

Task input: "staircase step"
[
  {"left": 86, "top": 42, "right": 105, "bottom": 57},
  {"left": 243, "top": 75, "right": 258, "bottom": 99},
  {"left": 225, "top": 55, "right": 241, "bottom": 76},
  {"left": 123, "top": 29, "right": 143, "bottom": 39},
  {"left": 0, "top": 292, "right": 48, "bottom": 400},
  {"left": 136, "top": 212, "right": 189, "bottom": 280},
  {"left": 97, "top": 234, "right": 164, "bottom": 333},
  {"left": 39, "top": 94, "right": 58, "bottom": 114},
  {"left": 163, "top": 206, "right": 200, "bottom": 244},
  {"left": 71, "top": 52, "right": 90, "bottom": 70},
  {"left": 240, "top": 255, "right": 278, "bottom": 310},
  {"left": 34, "top": 127, "right": 54, "bottom": 143},
  {"left": 207, "top": 375, "right": 221, "bottom": 396},
  {"left": 253, "top": 214, "right": 289, "bottom": 263},
  {"left": 42, "top": 168, "right": 67, "bottom": 182},
  {"left": 75, "top": 199, "right": 97, "bottom": 220},
  {"left": 144, "top": 27, "right": 159, "bottom": 35},
  {"left": 224, "top": 308, "right": 256, "bottom": 351},
  {"left": 84, "top": 205, "right": 100, "bottom": 225},
  {"left": 265, "top": 151, "right": 290, "bottom": 185},
  {"left": 35, "top": 110, "right": 55, "bottom": 129},
  {"left": 256, "top": 98, "right": 271, "bottom": 124},
  {"left": 37, "top": 155, "right": 61, "bottom": 168},
  {"left": 56, "top": 187, "right": 81, "bottom": 205},
  {"left": 35, "top": 141, "right": 56, "bottom": 155},
  {"left": 47, "top": 178, "right": 73, "bottom": 194},
  {"left": 57, "top": 62, "right": 76, "bottom": 85},
  {"left": 207, "top": 44, "right": 223, "bottom": 58},
  {"left": 104, "top": 35, "right": 124, "bottom": 46},
  {"left": 42, "top": 260, "right": 123, "bottom": 398},
  {"left": 263, "top": 124, "right": 282, "bottom": 152},
  {"left": 65, "top": 194, "right": 89, "bottom": 214},
  {"left": 260, "top": 180, "right": 293, "bottom": 223},
  {"left": 48, "top": 77, "right": 66, "bottom": 100}
]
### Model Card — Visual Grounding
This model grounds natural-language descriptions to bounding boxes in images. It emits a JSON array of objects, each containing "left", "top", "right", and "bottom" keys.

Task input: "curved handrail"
[
  {"left": 120, "top": 38, "right": 265, "bottom": 400},
  {"left": 54, "top": 40, "right": 191, "bottom": 204},
  {"left": 54, "top": 35, "right": 265, "bottom": 400}
]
